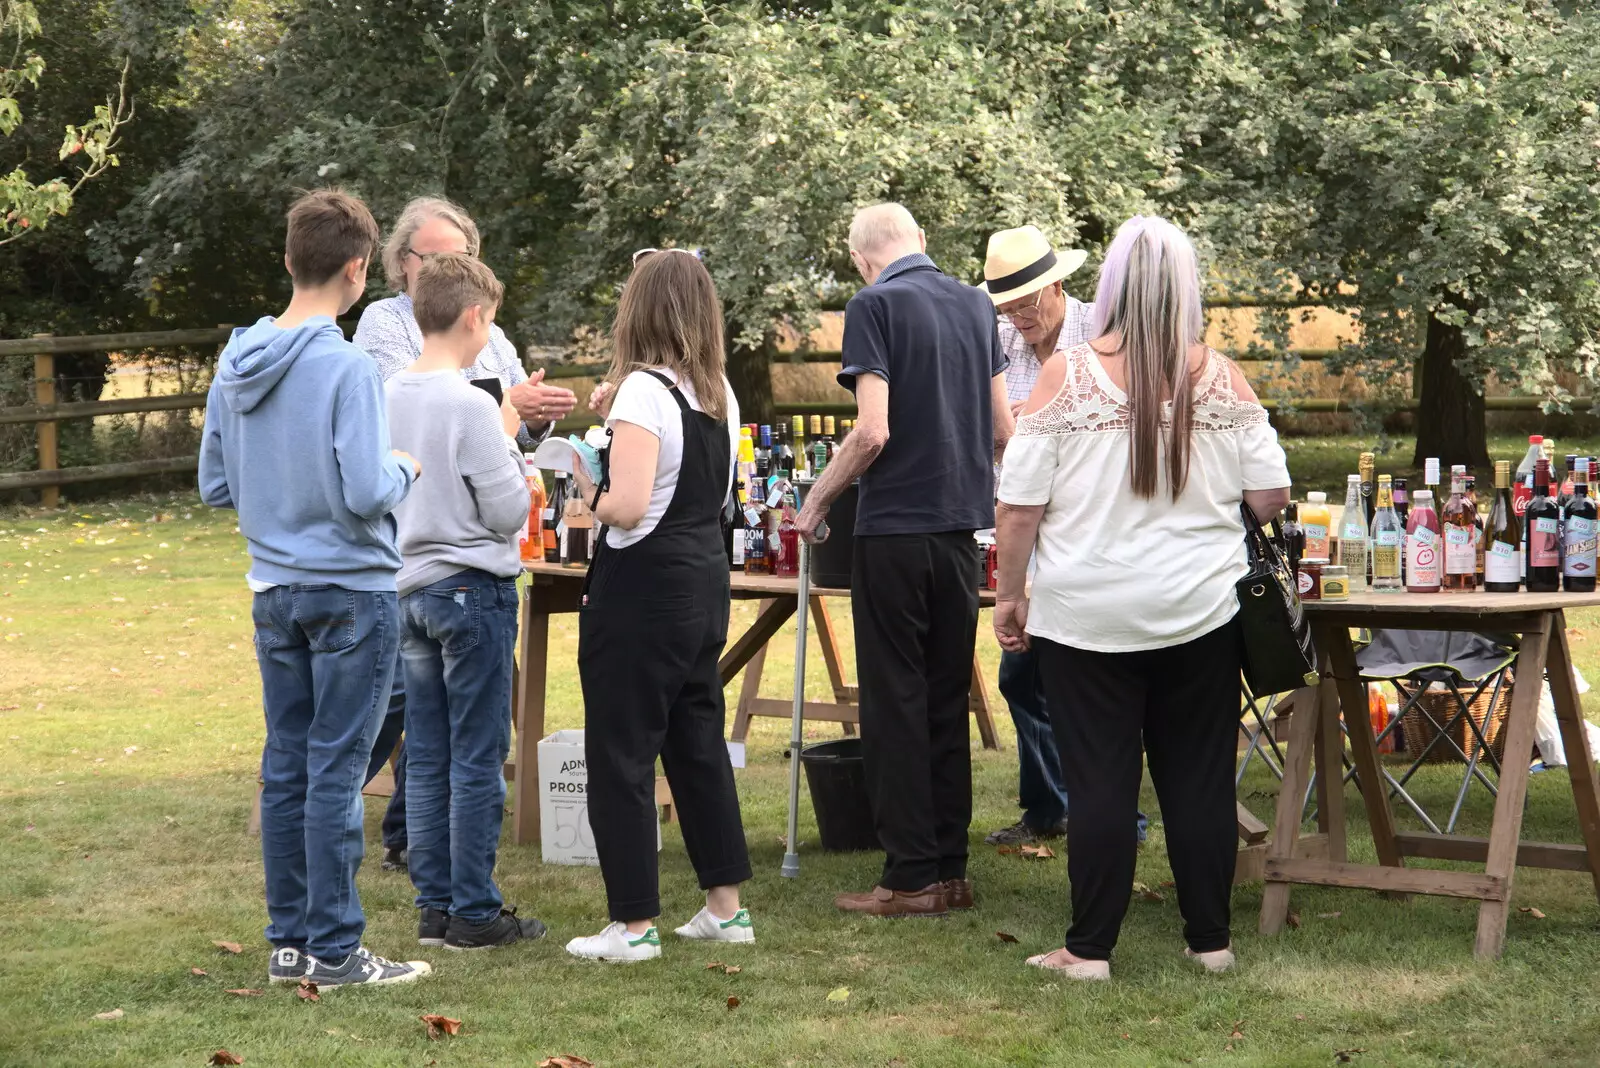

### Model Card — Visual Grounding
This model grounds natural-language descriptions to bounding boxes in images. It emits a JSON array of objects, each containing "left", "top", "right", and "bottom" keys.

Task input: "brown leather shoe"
[
  {"left": 942, "top": 878, "right": 974, "bottom": 911},
  {"left": 834, "top": 884, "right": 949, "bottom": 918}
]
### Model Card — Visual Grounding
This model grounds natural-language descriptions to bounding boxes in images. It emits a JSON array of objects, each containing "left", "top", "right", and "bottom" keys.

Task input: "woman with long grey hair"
[{"left": 992, "top": 216, "right": 1290, "bottom": 980}]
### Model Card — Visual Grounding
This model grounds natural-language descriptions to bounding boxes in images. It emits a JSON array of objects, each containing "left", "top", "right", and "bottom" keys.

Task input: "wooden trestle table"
[
  {"left": 1259, "top": 590, "right": 1600, "bottom": 959},
  {"left": 510, "top": 561, "right": 1000, "bottom": 845}
]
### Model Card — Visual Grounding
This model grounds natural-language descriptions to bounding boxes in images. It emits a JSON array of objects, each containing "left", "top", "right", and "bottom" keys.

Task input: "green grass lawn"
[{"left": 6, "top": 482, "right": 1600, "bottom": 1067}]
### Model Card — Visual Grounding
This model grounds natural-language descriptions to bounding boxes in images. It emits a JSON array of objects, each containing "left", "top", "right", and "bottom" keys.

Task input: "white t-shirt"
[
  {"left": 997, "top": 344, "right": 1290, "bottom": 653},
  {"left": 604, "top": 368, "right": 740, "bottom": 549}
]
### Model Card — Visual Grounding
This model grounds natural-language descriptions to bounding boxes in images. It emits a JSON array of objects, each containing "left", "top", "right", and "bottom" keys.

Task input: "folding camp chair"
[{"left": 1350, "top": 629, "right": 1517, "bottom": 835}]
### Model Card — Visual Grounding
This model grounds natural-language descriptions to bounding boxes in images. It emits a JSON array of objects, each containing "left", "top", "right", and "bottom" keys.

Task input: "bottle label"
[
  {"left": 1373, "top": 530, "right": 1401, "bottom": 548},
  {"left": 1444, "top": 527, "right": 1475, "bottom": 575},
  {"left": 542, "top": 508, "right": 555, "bottom": 521},
  {"left": 1373, "top": 544, "right": 1400, "bottom": 579},
  {"left": 1531, "top": 525, "right": 1560, "bottom": 568},
  {"left": 1303, "top": 523, "right": 1329, "bottom": 558},
  {"left": 1564, "top": 517, "right": 1597, "bottom": 576},
  {"left": 1486, "top": 541, "right": 1520, "bottom": 583},
  {"left": 732, "top": 530, "right": 745, "bottom": 565},
  {"left": 1406, "top": 532, "right": 1440, "bottom": 587},
  {"left": 1342, "top": 521, "right": 1366, "bottom": 541}
]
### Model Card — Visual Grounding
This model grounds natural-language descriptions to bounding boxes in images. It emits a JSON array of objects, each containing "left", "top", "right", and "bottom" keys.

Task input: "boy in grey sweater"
[{"left": 385, "top": 253, "right": 546, "bottom": 951}]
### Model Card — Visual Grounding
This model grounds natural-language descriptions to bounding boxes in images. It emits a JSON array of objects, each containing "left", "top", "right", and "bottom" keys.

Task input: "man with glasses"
[{"left": 980, "top": 226, "right": 1148, "bottom": 848}]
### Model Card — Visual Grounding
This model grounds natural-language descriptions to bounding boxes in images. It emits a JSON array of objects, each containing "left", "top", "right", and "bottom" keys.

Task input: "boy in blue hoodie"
[{"left": 199, "top": 189, "right": 432, "bottom": 988}]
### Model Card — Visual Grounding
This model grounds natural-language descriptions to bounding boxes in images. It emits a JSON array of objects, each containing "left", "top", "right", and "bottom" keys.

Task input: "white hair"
[
  {"left": 382, "top": 196, "right": 482, "bottom": 293},
  {"left": 848, "top": 203, "right": 921, "bottom": 256}
]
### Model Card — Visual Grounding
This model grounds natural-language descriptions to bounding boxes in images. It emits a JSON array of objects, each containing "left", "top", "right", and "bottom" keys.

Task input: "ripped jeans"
[{"left": 399, "top": 569, "right": 519, "bottom": 923}]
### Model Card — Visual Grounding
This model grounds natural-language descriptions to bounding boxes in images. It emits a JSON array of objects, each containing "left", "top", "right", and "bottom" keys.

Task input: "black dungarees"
[{"left": 578, "top": 370, "right": 752, "bottom": 921}]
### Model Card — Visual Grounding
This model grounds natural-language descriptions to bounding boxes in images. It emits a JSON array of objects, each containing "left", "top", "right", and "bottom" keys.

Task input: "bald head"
[{"left": 848, "top": 203, "right": 926, "bottom": 284}]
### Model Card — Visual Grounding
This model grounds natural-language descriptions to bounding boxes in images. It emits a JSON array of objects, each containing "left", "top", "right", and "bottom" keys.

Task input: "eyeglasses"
[
  {"left": 998, "top": 287, "right": 1047, "bottom": 323},
  {"left": 632, "top": 247, "right": 705, "bottom": 266}
]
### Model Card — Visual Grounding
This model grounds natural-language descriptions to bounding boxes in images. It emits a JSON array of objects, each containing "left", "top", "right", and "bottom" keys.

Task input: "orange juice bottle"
[
  {"left": 519, "top": 455, "right": 546, "bottom": 563},
  {"left": 1367, "top": 683, "right": 1393, "bottom": 754},
  {"left": 1301, "top": 491, "right": 1332, "bottom": 562}
]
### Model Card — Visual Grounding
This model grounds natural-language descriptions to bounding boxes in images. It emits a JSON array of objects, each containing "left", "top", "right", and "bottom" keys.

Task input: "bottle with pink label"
[{"left": 1405, "top": 489, "right": 1442, "bottom": 593}]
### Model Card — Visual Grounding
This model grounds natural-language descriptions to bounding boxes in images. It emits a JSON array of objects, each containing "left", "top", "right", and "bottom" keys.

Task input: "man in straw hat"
[
  {"left": 797, "top": 203, "right": 1014, "bottom": 918},
  {"left": 979, "top": 225, "right": 1147, "bottom": 849}
]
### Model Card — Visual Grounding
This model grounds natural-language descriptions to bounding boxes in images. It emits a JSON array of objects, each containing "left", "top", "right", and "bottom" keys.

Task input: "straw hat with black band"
[{"left": 980, "top": 226, "right": 1089, "bottom": 305}]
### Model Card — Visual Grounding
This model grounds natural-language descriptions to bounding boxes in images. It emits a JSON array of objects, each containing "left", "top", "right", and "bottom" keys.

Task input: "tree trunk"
[
  {"left": 726, "top": 329, "right": 774, "bottom": 426},
  {"left": 1412, "top": 312, "right": 1489, "bottom": 471}
]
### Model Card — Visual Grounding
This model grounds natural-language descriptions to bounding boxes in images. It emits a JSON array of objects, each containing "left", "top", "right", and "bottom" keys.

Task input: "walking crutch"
[{"left": 781, "top": 538, "right": 812, "bottom": 879}]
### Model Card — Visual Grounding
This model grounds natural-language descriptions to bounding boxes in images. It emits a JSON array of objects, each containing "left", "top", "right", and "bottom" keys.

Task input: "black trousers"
[
  {"left": 1034, "top": 621, "right": 1242, "bottom": 960},
  {"left": 852, "top": 531, "right": 979, "bottom": 891},
  {"left": 578, "top": 585, "right": 752, "bottom": 922}
]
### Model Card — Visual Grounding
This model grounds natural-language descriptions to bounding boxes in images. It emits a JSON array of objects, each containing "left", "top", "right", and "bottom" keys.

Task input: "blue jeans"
[
  {"left": 365, "top": 657, "right": 408, "bottom": 851},
  {"left": 254, "top": 584, "right": 399, "bottom": 961},
  {"left": 400, "top": 569, "right": 518, "bottom": 923},
  {"left": 1000, "top": 647, "right": 1149, "bottom": 842}
]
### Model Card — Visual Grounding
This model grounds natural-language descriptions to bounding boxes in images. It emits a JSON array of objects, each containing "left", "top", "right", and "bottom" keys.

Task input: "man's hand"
[
  {"left": 499, "top": 395, "right": 522, "bottom": 438},
  {"left": 993, "top": 597, "right": 1030, "bottom": 652},
  {"left": 393, "top": 450, "right": 422, "bottom": 480},
  {"left": 508, "top": 369, "right": 578, "bottom": 429},
  {"left": 589, "top": 381, "right": 617, "bottom": 419},
  {"left": 795, "top": 503, "right": 830, "bottom": 544}
]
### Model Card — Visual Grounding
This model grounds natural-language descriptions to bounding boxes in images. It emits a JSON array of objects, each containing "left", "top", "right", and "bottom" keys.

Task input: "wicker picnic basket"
[{"left": 1401, "top": 675, "right": 1512, "bottom": 764}]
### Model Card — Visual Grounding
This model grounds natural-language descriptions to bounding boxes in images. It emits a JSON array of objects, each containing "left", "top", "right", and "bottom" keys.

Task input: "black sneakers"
[
  {"left": 268, "top": 946, "right": 306, "bottom": 984},
  {"left": 418, "top": 907, "right": 448, "bottom": 947},
  {"left": 444, "top": 907, "right": 548, "bottom": 951},
  {"left": 380, "top": 847, "right": 409, "bottom": 872},
  {"left": 303, "top": 946, "right": 432, "bottom": 987}
]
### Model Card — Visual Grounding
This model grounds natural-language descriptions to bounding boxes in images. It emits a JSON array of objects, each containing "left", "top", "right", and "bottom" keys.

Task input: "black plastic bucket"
[
  {"left": 806, "top": 480, "right": 858, "bottom": 589},
  {"left": 799, "top": 737, "right": 880, "bottom": 852}
]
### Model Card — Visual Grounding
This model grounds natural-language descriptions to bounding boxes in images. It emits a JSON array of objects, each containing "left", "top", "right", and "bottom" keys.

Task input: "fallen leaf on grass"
[
  {"left": 996, "top": 931, "right": 1019, "bottom": 944},
  {"left": 537, "top": 1057, "right": 594, "bottom": 1068},
  {"left": 213, "top": 940, "right": 244, "bottom": 954},
  {"left": 996, "top": 845, "right": 1018, "bottom": 855},
  {"left": 1223, "top": 1043, "right": 1234, "bottom": 1053},
  {"left": 92, "top": 1008, "right": 124, "bottom": 1021},
  {"left": 224, "top": 989, "right": 263, "bottom": 997},
  {"left": 1159, "top": 880, "right": 1175, "bottom": 888},
  {"left": 723, "top": 965, "right": 741, "bottom": 976},
  {"left": 296, "top": 981, "right": 319, "bottom": 1002},
  {"left": 826, "top": 987, "right": 851, "bottom": 1003},
  {"left": 1294, "top": 1014, "right": 1306, "bottom": 1022},
  {"left": 1230, "top": 1020, "right": 1246, "bottom": 1040},
  {"left": 1334, "top": 1050, "right": 1367, "bottom": 1063},
  {"left": 191, "top": 967, "right": 208, "bottom": 976},
  {"left": 726, "top": 996, "right": 740, "bottom": 1010},
  {"left": 1132, "top": 882, "right": 1165, "bottom": 903},
  {"left": 209, "top": 1052, "right": 244, "bottom": 1066},
  {"left": 1020, "top": 844, "right": 1055, "bottom": 860},
  {"left": 705, "top": 961, "right": 725, "bottom": 970},
  {"left": 1286, "top": 910, "right": 1302, "bottom": 930},
  {"left": 1148, "top": 1017, "right": 1162, "bottom": 1024},
  {"left": 421, "top": 1014, "right": 462, "bottom": 1040},
  {"left": 1520, "top": 906, "right": 1547, "bottom": 919},
  {"left": 1318, "top": 912, "right": 1343, "bottom": 919}
]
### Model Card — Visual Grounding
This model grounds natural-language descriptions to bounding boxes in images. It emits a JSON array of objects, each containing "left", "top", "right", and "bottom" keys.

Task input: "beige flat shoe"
[
  {"left": 1184, "top": 946, "right": 1236, "bottom": 973},
  {"left": 1026, "top": 949, "right": 1110, "bottom": 981}
]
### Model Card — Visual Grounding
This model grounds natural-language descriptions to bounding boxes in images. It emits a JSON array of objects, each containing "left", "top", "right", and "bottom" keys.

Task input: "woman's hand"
[
  {"left": 993, "top": 597, "right": 1031, "bottom": 653},
  {"left": 589, "top": 381, "right": 617, "bottom": 419}
]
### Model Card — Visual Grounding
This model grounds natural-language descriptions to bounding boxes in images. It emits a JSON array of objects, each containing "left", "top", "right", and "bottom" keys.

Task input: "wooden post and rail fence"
[{"left": 0, "top": 312, "right": 1579, "bottom": 502}]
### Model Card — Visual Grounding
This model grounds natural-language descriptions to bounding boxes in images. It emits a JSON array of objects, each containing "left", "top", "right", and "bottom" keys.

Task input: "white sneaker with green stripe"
[
  {"left": 674, "top": 907, "right": 755, "bottom": 944},
  {"left": 564, "top": 922, "right": 661, "bottom": 963}
]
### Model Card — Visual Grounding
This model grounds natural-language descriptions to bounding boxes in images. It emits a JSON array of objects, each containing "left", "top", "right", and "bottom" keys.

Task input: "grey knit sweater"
[{"left": 385, "top": 370, "right": 529, "bottom": 597}]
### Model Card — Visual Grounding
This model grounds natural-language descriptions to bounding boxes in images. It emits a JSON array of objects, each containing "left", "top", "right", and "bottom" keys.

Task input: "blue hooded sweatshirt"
[{"left": 198, "top": 316, "right": 414, "bottom": 591}]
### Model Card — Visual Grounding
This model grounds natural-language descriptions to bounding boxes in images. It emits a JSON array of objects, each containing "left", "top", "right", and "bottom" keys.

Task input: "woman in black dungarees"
[{"left": 565, "top": 249, "right": 754, "bottom": 963}]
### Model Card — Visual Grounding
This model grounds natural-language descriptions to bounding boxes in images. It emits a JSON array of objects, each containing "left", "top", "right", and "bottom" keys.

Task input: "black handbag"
[{"left": 1235, "top": 504, "right": 1320, "bottom": 695}]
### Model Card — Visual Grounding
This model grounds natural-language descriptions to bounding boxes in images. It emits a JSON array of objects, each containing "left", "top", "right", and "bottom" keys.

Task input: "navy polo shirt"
[{"left": 837, "top": 253, "right": 1008, "bottom": 536}]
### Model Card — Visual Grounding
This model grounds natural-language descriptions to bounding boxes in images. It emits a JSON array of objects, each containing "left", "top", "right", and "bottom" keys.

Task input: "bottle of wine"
[
  {"left": 1484, "top": 461, "right": 1521, "bottom": 592},
  {"left": 1514, "top": 435, "right": 1544, "bottom": 518},
  {"left": 1559, "top": 453, "right": 1579, "bottom": 519},
  {"left": 1442, "top": 464, "right": 1475, "bottom": 592},
  {"left": 1405, "top": 489, "right": 1441, "bottom": 593},
  {"left": 1564, "top": 459, "right": 1597, "bottom": 592},
  {"left": 1281, "top": 501, "right": 1305, "bottom": 575},
  {"left": 1526, "top": 458, "right": 1561, "bottom": 593},
  {"left": 791, "top": 415, "right": 808, "bottom": 479},
  {"left": 520, "top": 455, "right": 545, "bottom": 564},
  {"left": 812, "top": 415, "right": 829, "bottom": 474},
  {"left": 1371, "top": 476, "right": 1403, "bottom": 592},
  {"left": 1465, "top": 473, "right": 1484, "bottom": 587},
  {"left": 1339, "top": 474, "right": 1369, "bottom": 589},
  {"left": 544, "top": 471, "right": 567, "bottom": 565},
  {"left": 1359, "top": 452, "right": 1377, "bottom": 530}
]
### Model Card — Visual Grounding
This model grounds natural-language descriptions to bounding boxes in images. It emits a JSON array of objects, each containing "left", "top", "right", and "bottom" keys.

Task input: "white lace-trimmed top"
[{"left": 997, "top": 343, "right": 1290, "bottom": 653}]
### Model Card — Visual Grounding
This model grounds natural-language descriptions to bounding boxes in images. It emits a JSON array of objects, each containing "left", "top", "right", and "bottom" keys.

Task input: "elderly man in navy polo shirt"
[{"left": 797, "top": 203, "right": 1014, "bottom": 918}]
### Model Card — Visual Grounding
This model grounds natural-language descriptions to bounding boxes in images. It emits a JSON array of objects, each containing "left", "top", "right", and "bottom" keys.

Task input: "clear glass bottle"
[
  {"left": 1371, "top": 475, "right": 1404, "bottom": 592},
  {"left": 1442, "top": 464, "right": 1476, "bottom": 592},
  {"left": 1339, "top": 474, "right": 1369, "bottom": 589}
]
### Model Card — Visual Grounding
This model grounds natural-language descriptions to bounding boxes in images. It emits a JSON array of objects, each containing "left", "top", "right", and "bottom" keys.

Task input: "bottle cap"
[
  {"left": 1425, "top": 458, "right": 1440, "bottom": 485},
  {"left": 1415, "top": 489, "right": 1434, "bottom": 503},
  {"left": 1347, "top": 474, "right": 1360, "bottom": 483},
  {"left": 1531, "top": 435, "right": 1544, "bottom": 444},
  {"left": 1307, "top": 491, "right": 1327, "bottom": 503}
]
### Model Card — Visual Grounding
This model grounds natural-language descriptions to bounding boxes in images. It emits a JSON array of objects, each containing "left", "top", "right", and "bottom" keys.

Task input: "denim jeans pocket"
[
  {"left": 291, "top": 584, "right": 360, "bottom": 652},
  {"left": 418, "top": 584, "right": 483, "bottom": 655},
  {"left": 251, "top": 591, "right": 284, "bottom": 652}
]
